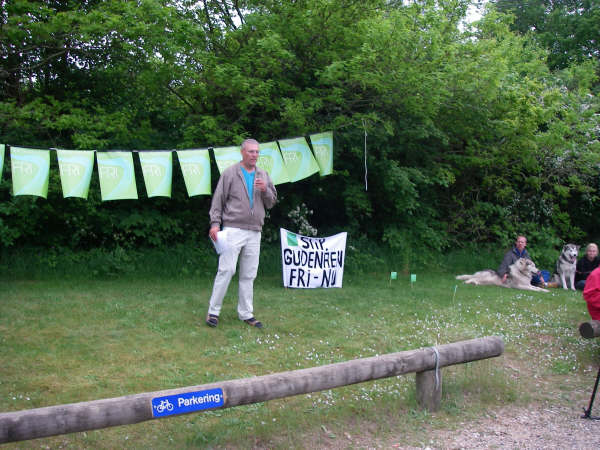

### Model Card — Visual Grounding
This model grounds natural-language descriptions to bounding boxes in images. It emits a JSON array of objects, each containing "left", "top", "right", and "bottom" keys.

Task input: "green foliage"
[
  {"left": 493, "top": 0, "right": 600, "bottom": 71},
  {"left": 343, "top": 236, "right": 387, "bottom": 274},
  {"left": 0, "top": 242, "right": 217, "bottom": 279},
  {"left": 1, "top": 0, "right": 599, "bottom": 254}
]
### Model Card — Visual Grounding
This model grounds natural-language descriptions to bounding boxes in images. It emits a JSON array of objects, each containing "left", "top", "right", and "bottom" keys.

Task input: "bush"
[{"left": 0, "top": 241, "right": 217, "bottom": 280}]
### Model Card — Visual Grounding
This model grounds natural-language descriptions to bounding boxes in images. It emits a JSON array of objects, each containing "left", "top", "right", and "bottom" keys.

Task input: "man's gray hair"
[{"left": 241, "top": 138, "right": 259, "bottom": 150}]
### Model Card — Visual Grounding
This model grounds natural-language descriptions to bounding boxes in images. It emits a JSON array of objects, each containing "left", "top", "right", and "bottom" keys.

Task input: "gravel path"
[
  {"left": 425, "top": 403, "right": 600, "bottom": 449},
  {"left": 265, "top": 353, "right": 600, "bottom": 449},
  {"left": 317, "top": 368, "right": 600, "bottom": 449}
]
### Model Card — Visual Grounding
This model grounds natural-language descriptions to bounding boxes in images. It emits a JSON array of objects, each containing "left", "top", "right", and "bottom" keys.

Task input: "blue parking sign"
[{"left": 151, "top": 388, "right": 224, "bottom": 418}]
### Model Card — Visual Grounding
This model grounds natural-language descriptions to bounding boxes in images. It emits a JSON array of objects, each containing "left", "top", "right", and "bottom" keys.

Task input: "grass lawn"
[{"left": 1, "top": 266, "right": 598, "bottom": 448}]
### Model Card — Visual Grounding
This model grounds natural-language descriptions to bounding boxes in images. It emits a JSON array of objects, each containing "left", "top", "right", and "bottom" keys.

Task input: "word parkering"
[{"left": 178, "top": 393, "right": 222, "bottom": 407}]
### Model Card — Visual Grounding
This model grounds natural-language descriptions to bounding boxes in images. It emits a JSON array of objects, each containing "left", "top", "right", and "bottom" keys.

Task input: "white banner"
[{"left": 281, "top": 228, "right": 347, "bottom": 288}]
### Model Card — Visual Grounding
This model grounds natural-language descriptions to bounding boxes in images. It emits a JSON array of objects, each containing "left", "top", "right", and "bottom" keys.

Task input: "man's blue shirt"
[{"left": 241, "top": 167, "right": 255, "bottom": 209}]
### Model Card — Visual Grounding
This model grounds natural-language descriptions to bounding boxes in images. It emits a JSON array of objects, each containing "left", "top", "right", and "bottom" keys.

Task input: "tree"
[
  {"left": 493, "top": 0, "right": 600, "bottom": 71},
  {"left": 1, "top": 0, "right": 599, "bottom": 254},
  {"left": 440, "top": 10, "right": 600, "bottom": 243}
]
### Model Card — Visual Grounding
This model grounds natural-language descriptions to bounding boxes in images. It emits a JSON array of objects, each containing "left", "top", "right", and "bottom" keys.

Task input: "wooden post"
[
  {"left": 416, "top": 369, "right": 442, "bottom": 412},
  {"left": 579, "top": 320, "right": 600, "bottom": 339},
  {"left": 0, "top": 336, "right": 503, "bottom": 443}
]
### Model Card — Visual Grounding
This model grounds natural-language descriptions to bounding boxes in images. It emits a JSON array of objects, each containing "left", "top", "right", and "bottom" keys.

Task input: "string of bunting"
[{"left": 0, "top": 132, "right": 333, "bottom": 201}]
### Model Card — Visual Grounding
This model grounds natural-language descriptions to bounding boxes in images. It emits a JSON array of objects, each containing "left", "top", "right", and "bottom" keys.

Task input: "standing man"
[
  {"left": 206, "top": 138, "right": 277, "bottom": 329},
  {"left": 497, "top": 235, "right": 545, "bottom": 285}
]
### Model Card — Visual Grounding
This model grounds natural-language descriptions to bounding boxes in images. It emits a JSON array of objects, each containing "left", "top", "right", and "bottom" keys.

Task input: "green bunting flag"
[
  {"left": 213, "top": 146, "right": 241, "bottom": 174},
  {"left": 257, "top": 141, "right": 290, "bottom": 185},
  {"left": 176, "top": 149, "right": 211, "bottom": 197},
  {"left": 96, "top": 152, "right": 138, "bottom": 201},
  {"left": 309, "top": 131, "right": 333, "bottom": 176},
  {"left": 0, "top": 144, "right": 5, "bottom": 181},
  {"left": 4, "top": 131, "right": 333, "bottom": 201},
  {"left": 278, "top": 137, "right": 320, "bottom": 182},
  {"left": 10, "top": 147, "right": 50, "bottom": 198},
  {"left": 56, "top": 149, "right": 95, "bottom": 199},
  {"left": 139, "top": 151, "right": 173, "bottom": 198}
]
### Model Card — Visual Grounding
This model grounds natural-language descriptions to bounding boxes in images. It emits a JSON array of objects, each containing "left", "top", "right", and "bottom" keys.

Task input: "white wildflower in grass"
[{"left": 1, "top": 270, "right": 595, "bottom": 447}]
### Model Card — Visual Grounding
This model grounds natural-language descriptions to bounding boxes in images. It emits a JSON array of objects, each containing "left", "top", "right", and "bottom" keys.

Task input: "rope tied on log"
[{"left": 431, "top": 346, "right": 440, "bottom": 390}]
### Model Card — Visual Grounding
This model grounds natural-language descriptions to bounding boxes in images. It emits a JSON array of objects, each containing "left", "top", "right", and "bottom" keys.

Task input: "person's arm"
[
  {"left": 584, "top": 267, "right": 600, "bottom": 298},
  {"left": 576, "top": 258, "right": 586, "bottom": 275},
  {"left": 208, "top": 174, "right": 227, "bottom": 241},
  {"left": 256, "top": 171, "right": 277, "bottom": 209},
  {"left": 579, "top": 258, "right": 599, "bottom": 277}
]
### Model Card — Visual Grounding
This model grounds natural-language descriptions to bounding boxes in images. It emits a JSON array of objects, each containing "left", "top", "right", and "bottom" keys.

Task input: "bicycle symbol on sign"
[{"left": 154, "top": 399, "right": 174, "bottom": 413}]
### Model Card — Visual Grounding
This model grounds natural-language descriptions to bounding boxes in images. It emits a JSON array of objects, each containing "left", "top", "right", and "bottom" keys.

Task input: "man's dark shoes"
[
  {"left": 244, "top": 317, "right": 263, "bottom": 328},
  {"left": 206, "top": 314, "right": 219, "bottom": 327}
]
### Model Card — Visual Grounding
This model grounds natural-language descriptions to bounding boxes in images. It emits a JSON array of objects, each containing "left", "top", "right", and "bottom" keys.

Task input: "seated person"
[
  {"left": 497, "top": 235, "right": 545, "bottom": 286},
  {"left": 576, "top": 243, "right": 599, "bottom": 290},
  {"left": 583, "top": 266, "right": 600, "bottom": 320}
]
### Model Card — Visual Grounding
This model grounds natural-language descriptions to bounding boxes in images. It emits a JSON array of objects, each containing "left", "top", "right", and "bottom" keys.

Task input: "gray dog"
[
  {"left": 550, "top": 244, "right": 580, "bottom": 290},
  {"left": 456, "top": 258, "right": 549, "bottom": 293}
]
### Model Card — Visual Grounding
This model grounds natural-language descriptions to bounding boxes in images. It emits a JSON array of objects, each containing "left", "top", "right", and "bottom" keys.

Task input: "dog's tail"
[{"left": 456, "top": 275, "right": 470, "bottom": 280}]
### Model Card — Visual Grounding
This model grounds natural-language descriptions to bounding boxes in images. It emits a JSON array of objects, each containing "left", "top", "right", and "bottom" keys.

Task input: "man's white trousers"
[{"left": 208, "top": 227, "right": 261, "bottom": 320}]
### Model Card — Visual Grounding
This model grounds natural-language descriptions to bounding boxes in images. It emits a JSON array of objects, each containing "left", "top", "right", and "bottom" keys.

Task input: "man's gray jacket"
[
  {"left": 209, "top": 162, "right": 277, "bottom": 232},
  {"left": 497, "top": 247, "right": 531, "bottom": 277}
]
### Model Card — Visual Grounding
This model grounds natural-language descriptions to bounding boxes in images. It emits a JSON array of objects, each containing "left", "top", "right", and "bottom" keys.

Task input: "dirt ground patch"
[
  {"left": 415, "top": 352, "right": 600, "bottom": 449},
  {"left": 320, "top": 394, "right": 600, "bottom": 449},
  {"left": 297, "top": 356, "right": 600, "bottom": 449},
  {"left": 423, "top": 403, "right": 600, "bottom": 449}
]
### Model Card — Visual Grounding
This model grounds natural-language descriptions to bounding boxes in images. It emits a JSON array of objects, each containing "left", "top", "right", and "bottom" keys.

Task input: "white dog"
[
  {"left": 550, "top": 244, "right": 579, "bottom": 290},
  {"left": 456, "top": 258, "right": 549, "bottom": 293}
]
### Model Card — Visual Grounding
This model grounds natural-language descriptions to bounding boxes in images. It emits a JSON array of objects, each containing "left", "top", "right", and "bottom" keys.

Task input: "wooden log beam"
[
  {"left": 0, "top": 336, "right": 503, "bottom": 443},
  {"left": 579, "top": 320, "right": 600, "bottom": 339}
]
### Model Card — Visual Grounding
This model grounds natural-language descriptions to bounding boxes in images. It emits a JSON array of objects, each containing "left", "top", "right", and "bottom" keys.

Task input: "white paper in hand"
[{"left": 211, "top": 229, "right": 231, "bottom": 255}]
